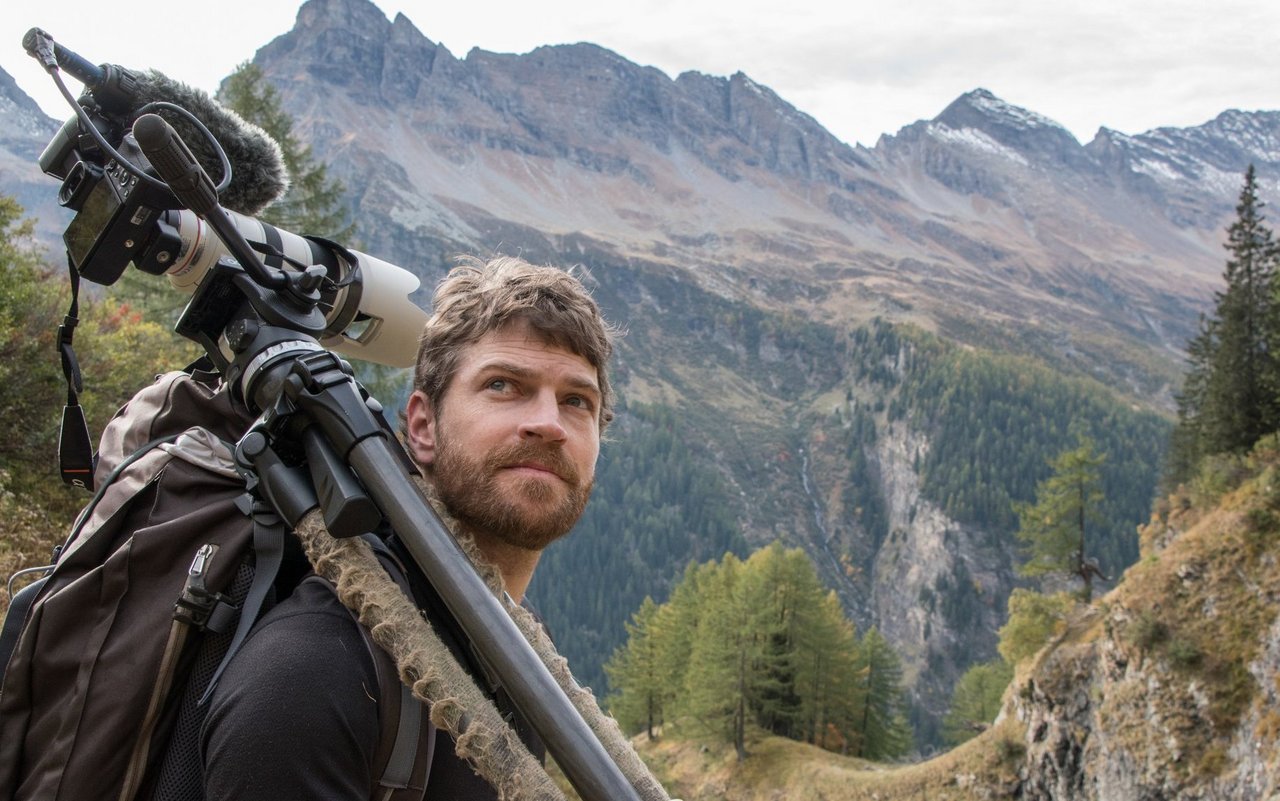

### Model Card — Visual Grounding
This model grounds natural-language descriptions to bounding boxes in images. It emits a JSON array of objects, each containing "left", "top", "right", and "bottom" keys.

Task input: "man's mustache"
[{"left": 489, "top": 442, "right": 581, "bottom": 485}]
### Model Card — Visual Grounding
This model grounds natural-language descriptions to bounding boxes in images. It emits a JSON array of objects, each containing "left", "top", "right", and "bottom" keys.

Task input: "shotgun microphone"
[{"left": 27, "top": 27, "right": 287, "bottom": 215}]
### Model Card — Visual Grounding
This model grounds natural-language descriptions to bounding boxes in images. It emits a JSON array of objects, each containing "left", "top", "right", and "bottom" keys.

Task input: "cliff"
[{"left": 1014, "top": 441, "right": 1280, "bottom": 799}]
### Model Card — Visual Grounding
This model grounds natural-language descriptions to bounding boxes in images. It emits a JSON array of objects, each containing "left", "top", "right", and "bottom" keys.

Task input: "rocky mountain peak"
[
  {"left": 0, "top": 65, "right": 66, "bottom": 236},
  {"left": 256, "top": 0, "right": 445, "bottom": 105},
  {"left": 939, "top": 88, "right": 1070, "bottom": 135},
  {"left": 1084, "top": 109, "right": 1280, "bottom": 226},
  {"left": 1121, "top": 110, "right": 1280, "bottom": 174},
  {"left": 254, "top": 3, "right": 880, "bottom": 217},
  {"left": 928, "top": 87, "right": 1096, "bottom": 173}
]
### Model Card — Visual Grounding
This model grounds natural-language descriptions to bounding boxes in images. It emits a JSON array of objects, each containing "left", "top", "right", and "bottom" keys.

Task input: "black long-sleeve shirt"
[{"left": 202, "top": 579, "right": 534, "bottom": 800}]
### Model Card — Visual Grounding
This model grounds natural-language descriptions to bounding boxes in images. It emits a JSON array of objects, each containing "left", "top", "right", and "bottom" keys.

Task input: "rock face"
[
  {"left": 1015, "top": 614, "right": 1280, "bottom": 801},
  {"left": 1011, "top": 479, "right": 1280, "bottom": 800},
  {"left": 870, "top": 421, "right": 1015, "bottom": 727}
]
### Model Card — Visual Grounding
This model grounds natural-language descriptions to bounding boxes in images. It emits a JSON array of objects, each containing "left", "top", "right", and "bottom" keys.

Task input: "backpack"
[{"left": 0, "top": 370, "right": 427, "bottom": 801}]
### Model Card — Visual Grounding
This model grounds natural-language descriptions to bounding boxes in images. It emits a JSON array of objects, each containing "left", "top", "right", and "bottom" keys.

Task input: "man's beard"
[{"left": 430, "top": 431, "right": 593, "bottom": 551}]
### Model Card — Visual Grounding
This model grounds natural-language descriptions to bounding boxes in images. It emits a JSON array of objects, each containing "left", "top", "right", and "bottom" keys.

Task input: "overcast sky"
[{"left": 2, "top": 0, "right": 1276, "bottom": 149}]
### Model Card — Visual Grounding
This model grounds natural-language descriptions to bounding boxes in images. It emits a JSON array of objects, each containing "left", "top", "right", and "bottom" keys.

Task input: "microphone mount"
[{"left": 23, "top": 27, "right": 140, "bottom": 115}]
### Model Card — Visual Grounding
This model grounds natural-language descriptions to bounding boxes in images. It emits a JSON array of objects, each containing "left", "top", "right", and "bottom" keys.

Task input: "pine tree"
[
  {"left": 1206, "top": 165, "right": 1280, "bottom": 451},
  {"left": 850, "top": 626, "right": 912, "bottom": 760},
  {"left": 1168, "top": 166, "right": 1280, "bottom": 483},
  {"left": 1015, "top": 436, "right": 1107, "bottom": 602},
  {"left": 681, "top": 555, "right": 756, "bottom": 761},
  {"left": 942, "top": 659, "right": 1013, "bottom": 745},
  {"left": 216, "top": 62, "right": 353, "bottom": 238},
  {"left": 604, "top": 597, "right": 667, "bottom": 739}
]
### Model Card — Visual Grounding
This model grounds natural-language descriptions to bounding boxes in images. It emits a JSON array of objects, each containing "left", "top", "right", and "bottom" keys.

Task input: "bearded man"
[{"left": 202, "top": 255, "right": 617, "bottom": 800}]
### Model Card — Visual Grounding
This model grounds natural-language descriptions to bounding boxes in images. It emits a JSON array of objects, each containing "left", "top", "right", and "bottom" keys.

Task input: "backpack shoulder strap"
[
  {"left": 331, "top": 536, "right": 433, "bottom": 801},
  {"left": 365, "top": 624, "right": 434, "bottom": 801},
  {"left": 0, "top": 576, "right": 47, "bottom": 678},
  {"left": 196, "top": 499, "right": 286, "bottom": 705}
]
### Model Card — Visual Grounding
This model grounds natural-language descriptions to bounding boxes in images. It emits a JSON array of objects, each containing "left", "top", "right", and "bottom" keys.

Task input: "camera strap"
[{"left": 56, "top": 256, "right": 95, "bottom": 491}]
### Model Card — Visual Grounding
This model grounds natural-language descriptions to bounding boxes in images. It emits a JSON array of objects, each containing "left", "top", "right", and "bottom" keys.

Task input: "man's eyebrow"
[
  {"left": 477, "top": 360, "right": 533, "bottom": 379},
  {"left": 477, "top": 360, "right": 600, "bottom": 395},
  {"left": 563, "top": 375, "right": 602, "bottom": 396}
]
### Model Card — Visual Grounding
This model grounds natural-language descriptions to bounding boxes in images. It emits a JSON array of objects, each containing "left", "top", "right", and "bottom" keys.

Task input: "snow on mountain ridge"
[
  {"left": 927, "top": 121, "right": 1029, "bottom": 166},
  {"left": 965, "top": 88, "right": 1070, "bottom": 134},
  {"left": 1088, "top": 109, "right": 1280, "bottom": 206}
]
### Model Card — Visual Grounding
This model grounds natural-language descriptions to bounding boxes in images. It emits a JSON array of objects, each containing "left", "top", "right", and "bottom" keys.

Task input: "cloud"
[{"left": 3, "top": 0, "right": 1275, "bottom": 149}]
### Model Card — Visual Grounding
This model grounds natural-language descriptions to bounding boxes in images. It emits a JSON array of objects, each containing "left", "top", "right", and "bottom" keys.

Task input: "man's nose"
[{"left": 518, "top": 391, "right": 567, "bottom": 442}]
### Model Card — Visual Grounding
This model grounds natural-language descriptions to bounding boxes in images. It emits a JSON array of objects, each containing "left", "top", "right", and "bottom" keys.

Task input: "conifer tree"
[
  {"left": 1015, "top": 436, "right": 1107, "bottom": 602},
  {"left": 850, "top": 626, "right": 912, "bottom": 760},
  {"left": 997, "top": 589, "right": 1073, "bottom": 665},
  {"left": 216, "top": 62, "right": 353, "bottom": 238},
  {"left": 798, "top": 590, "right": 864, "bottom": 753},
  {"left": 1166, "top": 315, "right": 1215, "bottom": 487},
  {"left": 604, "top": 597, "right": 667, "bottom": 739},
  {"left": 744, "top": 544, "right": 822, "bottom": 740},
  {"left": 942, "top": 659, "right": 1013, "bottom": 745},
  {"left": 1168, "top": 166, "right": 1280, "bottom": 483},
  {"left": 681, "top": 555, "right": 755, "bottom": 761},
  {"left": 609, "top": 544, "right": 908, "bottom": 759},
  {"left": 653, "top": 560, "right": 718, "bottom": 688},
  {"left": 1207, "top": 165, "right": 1280, "bottom": 450}
]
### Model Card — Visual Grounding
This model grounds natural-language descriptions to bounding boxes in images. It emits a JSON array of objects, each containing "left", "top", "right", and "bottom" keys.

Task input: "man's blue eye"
[{"left": 487, "top": 379, "right": 507, "bottom": 391}]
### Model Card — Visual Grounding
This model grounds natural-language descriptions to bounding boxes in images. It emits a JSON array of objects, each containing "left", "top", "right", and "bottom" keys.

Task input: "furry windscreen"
[{"left": 131, "top": 71, "right": 288, "bottom": 216}]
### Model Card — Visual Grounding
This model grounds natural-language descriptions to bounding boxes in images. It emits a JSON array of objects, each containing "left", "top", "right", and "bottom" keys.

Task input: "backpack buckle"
[{"left": 174, "top": 543, "right": 237, "bottom": 631}]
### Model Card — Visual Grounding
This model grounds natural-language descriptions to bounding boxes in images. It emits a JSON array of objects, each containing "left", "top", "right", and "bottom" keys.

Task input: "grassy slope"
[{"left": 633, "top": 720, "right": 1024, "bottom": 800}]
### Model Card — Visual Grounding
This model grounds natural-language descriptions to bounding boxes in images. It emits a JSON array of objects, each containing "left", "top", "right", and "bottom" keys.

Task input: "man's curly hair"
[{"left": 413, "top": 256, "right": 617, "bottom": 431}]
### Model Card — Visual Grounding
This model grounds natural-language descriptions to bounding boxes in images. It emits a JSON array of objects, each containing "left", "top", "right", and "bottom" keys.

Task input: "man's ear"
[{"left": 405, "top": 389, "right": 437, "bottom": 468}]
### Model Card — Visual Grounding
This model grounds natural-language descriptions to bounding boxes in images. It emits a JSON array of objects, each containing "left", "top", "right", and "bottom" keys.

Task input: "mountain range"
[
  {"left": 2, "top": 0, "right": 1278, "bottom": 748},
  {"left": 243, "top": 0, "right": 1278, "bottom": 402},
  {"left": 6, "top": 0, "right": 1278, "bottom": 399}
]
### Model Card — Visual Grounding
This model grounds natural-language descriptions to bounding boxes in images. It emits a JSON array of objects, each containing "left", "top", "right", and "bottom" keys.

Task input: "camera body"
[{"left": 51, "top": 124, "right": 184, "bottom": 283}]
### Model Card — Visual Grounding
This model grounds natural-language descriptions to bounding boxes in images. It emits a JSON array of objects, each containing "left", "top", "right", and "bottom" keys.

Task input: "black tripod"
[{"left": 134, "top": 112, "right": 649, "bottom": 801}]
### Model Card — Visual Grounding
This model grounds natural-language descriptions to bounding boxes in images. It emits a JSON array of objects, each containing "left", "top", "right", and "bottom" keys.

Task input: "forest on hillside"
[{"left": 537, "top": 296, "right": 1169, "bottom": 708}]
